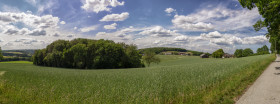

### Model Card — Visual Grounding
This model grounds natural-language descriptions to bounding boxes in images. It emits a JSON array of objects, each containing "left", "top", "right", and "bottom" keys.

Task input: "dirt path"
[{"left": 236, "top": 54, "right": 280, "bottom": 104}]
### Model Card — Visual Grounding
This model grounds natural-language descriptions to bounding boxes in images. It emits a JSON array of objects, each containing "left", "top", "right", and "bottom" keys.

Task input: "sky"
[{"left": 0, "top": 0, "right": 270, "bottom": 53}]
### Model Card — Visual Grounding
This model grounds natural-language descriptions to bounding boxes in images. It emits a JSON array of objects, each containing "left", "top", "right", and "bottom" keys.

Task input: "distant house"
[
  {"left": 200, "top": 54, "right": 209, "bottom": 58},
  {"left": 222, "top": 53, "right": 233, "bottom": 58},
  {"left": 186, "top": 52, "right": 193, "bottom": 56},
  {"left": 178, "top": 52, "right": 186, "bottom": 56}
]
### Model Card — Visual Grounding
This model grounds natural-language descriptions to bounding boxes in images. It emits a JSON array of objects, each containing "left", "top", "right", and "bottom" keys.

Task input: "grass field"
[{"left": 0, "top": 54, "right": 275, "bottom": 104}]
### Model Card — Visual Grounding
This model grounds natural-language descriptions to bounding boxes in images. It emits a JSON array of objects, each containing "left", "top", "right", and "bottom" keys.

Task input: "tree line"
[
  {"left": 0, "top": 47, "right": 3, "bottom": 61},
  {"left": 234, "top": 45, "right": 270, "bottom": 58},
  {"left": 139, "top": 47, "right": 204, "bottom": 56},
  {"left": 211, "top": 45, "right": 270, "bottom": 58},
  {"left": 139, "top": 47, "right": 187, "bottom": 54},
  {"left": 33, "top": 38, "right": 144, "bottom": 69}
]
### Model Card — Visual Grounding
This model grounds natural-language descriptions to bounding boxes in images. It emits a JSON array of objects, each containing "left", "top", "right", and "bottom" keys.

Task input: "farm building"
[
  {"left": 222, "top": 53, "right": 234, "bottom": 58},
  {"left": 178, "top": 52, "right": 186, "bottom": 56},
  {"left": 200, "top": 54, "right": 209, "bottom": 58}
]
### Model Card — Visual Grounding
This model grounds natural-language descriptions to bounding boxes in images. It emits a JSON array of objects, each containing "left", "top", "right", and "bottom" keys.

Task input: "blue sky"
[{"left": 0, "top": 0, "right": 270, "bottom": 53}]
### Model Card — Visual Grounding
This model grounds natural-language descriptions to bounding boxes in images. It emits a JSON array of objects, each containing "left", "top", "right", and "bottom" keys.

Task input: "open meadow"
[{"left": 0, "top": 54, "right": 275, "bottom": 104}]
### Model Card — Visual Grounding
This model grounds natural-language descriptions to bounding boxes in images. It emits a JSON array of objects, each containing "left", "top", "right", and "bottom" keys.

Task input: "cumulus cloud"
[
  {"left": 201, "top": 31, "right": 223, "bottom": 38},
  {"left": 53, "top": 33, "right": 59, "bottom": 37},
  {"left": 174, "top": 35, "right": 189, "bottom": 41},
  {"left": 80, "top": 25, "right": 99, "bottom": 33},
  {"left": 243, "top": 35, "right": 268, "bottom": 45},
  {"left": 104, "top": 23, "right": 117, "bottom": 29},
  {"left": 60, "top": 21, "right": 66, "bottom": 25},
  {"left": 0, "top": 12, "right": 60, "bottom": 30},
  {"left": 28, "top": 29, "right": 47, "bottom": 36},
  {"left": 140, "top": 26, "right": 177, "bottom": 37},
  {"left": 172, "top": 5, "right": 261, "bottom": 31},
  {"left": 100, "top": 12, "right": 129, "bottom": 22},
  {"left": 81, "top": 0, "right": 124, "bottom": 13},
  {"left": 165, "top": 8, "right": 176, "bottom": 13},
  {"left": 67, "top": 34, "right": 74, "bottom": 38},
  {"left": 172, "top": 15, "right": 214, "bottom": 31},
  {"left": 14, "top": 38, "right": 38, "bottom": 44}
]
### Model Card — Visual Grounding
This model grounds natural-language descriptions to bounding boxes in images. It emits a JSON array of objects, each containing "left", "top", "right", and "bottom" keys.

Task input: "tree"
[
  {"left": 243, "top": 48, "right": 254, "bottom": 57},
  {"left": 238, "top": 0, "right": 280, "bottom": 53},
  {"left": 212, "top": 49, "right": 224, "bottom": 58},
  {"left": 143, "top": 50, "right": 160, "bottom": 67},
  {"left": 257, "top": 45, "right": 270, "bottom": 55},
  {"left": 0, "top": 47, "right": 3, "bottom": 61},
  {"left": 234, "top": 49, "right": 243, "bottom": 58}
]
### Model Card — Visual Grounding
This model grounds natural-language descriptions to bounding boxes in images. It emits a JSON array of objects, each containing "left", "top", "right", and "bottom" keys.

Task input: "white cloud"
[
  {"left": 201, "top": 31, "right": 223, "bottom": 38},
  {"left": 140, "top": 26, "right": 178, "bottom": 37},
  {"left": 53, "top": 33, "right": 59, "bottom": 37},
  {"left": 60, "top": 21, "right": 66, "bottom": 25},
  {"left": 104, "top": 23, "right": 117, "bottom": 29},
  {"left": 81, "top": 0, "right": 124, "bottom": 13},
  {"left": 243, "top": 35, "right": 268, "bottom": 45},
  {"left": 28, "top": 29, "right": 47, "bottom": 36},
  {"left": 174, "top": 35, "right": 189, "bottom": 42},
  {"left": 74, "top": 27, "right": 78, "bottom": 30},
  {"left": 80, "top": 25, "right": 99, "bottom": 33},
  {"left": 165, "top": 8, "right": 176, "bottom": 13},
  {"left": 173, "top": 5, "right": 261, "bottom": 31},
  {"left": 0, "top": 11, "right": 83, "bottom": 50},
  {"left": 100, "top": 12, "right": 129, "bottom": 22},
  {"left": 0, "top": 12, "right": 60, "bottom": 29},
  {"left": 172, "top": 15, "right": 214, "bottom": 31}
]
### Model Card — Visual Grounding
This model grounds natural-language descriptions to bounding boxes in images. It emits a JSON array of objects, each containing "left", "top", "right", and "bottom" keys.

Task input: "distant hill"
[
  {"left": 138, "top": 47, "right": 204, "bottom": 56},
  {"left": 2, "top": 49, "right": 36, "bottom": 57}
]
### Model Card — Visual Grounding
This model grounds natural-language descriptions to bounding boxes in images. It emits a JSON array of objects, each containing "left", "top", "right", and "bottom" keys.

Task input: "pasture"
[{"left": 0, "top": 54, "right": 275, "bottom": 103}]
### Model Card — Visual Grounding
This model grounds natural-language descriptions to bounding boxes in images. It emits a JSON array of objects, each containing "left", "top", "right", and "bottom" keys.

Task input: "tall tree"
[
  {"left": 239, "top": 0, "right": 280, "bottom": 52},
  {"left": 243, "top": 48, "right": 254, "bottom": 57},
  {"left": 0, "top": 47, "right": 3, "bottom": 61},
  {"left": 143, "top": 50, "right": 160, "bottom": 67},
  {"left": 257, "top": 45, "right": 270, "bottom": 55},
  {"left": 212, "top": 49, "right": 225, "bottom": 58},
  {"left": 234, "top": 49, "right": 243, "bottom": 58}
]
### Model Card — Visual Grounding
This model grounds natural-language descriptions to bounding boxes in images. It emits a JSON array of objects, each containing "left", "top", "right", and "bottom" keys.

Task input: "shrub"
[{"left": 212, "top": 49, "right": 224, "bottom": 58}]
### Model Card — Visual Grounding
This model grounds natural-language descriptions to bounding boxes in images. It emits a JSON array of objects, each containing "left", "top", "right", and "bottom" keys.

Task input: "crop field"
[{"left": 0, "top": 54, "right": 275, "bottom": 104}]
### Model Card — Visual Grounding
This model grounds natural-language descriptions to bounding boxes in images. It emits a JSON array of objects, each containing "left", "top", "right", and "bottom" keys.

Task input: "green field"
[{"left": 0, "top": 55, "right": 275, "bottom": 104}]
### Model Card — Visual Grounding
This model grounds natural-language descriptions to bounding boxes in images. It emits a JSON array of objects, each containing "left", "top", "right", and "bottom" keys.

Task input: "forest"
[{"left": 33, "top": 38, "right": 144, "bottom": 69}]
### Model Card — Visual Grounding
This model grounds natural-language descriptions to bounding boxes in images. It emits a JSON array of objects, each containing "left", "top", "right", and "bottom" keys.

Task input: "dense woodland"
[
  {"left": 139, "top": 47, "right": 203, "bottom": 56},
  {"left": 33, "top": 38, "right": 144, "bottom": 69}
]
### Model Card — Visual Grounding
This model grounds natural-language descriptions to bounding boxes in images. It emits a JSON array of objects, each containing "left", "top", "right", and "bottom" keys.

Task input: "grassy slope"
[{"left": 0, "top": 55, "right": 275, "bottom": 104}]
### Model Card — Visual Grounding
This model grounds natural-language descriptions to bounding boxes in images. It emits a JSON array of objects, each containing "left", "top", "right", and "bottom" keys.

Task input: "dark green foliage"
[
  {"left": 239, "top": 0, "right": 280, "bottom": 54},
  {"left": 139, "top": 47, "right": 203, "bottom": 56},
  {"left": 234, "top": 48, "right": 254, "bottom": 58},
  {"left": 0, "top": 47, "right": 3, "bottom": 61},
  {"left": 257, "top": 45, "right": 270, "bottom": 55},
  {"left": 212, "top": 49, "right": 224, "bottom": 58},
  {"left": 139, "top": 47, "right": 187, "bottom": 54},
  {"left": 2, "top": 57, "right": 31, "bottom": 61},
  {"left": 187, "top": 50, "right": 204, "bottom": 56},
  {"left": 239, "top": 0, "right": 280, "bottom": 35},
  {"left": 32, "top": 38, "right": 144, "bottom": 69},
  {"left": 143, "top": 50, "right": 160, "bottom": 67},
  {"left": 243, "top": 48, "right": 254, "bottom": 57},
  {"left": 234, "top": 49, "right": 243, "bottom": 58}
]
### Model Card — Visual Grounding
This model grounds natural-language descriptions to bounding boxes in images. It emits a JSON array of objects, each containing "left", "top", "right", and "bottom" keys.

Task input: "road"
[{"left": 236, "top": 54, "right": 280, "bottom": 104}]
